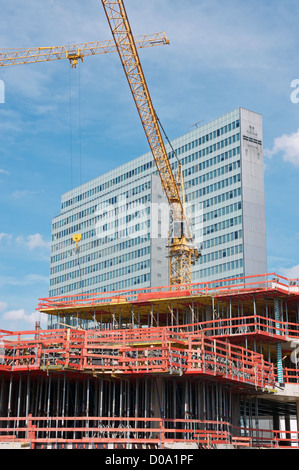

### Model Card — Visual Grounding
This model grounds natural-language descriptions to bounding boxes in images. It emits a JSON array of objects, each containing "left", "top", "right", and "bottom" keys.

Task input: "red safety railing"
[
  {"left": 284, "top": 368, "right": 299, "bottom": 383},
  {"left": 37, "top": 272, "right": 299, "bottom": 311},
  {"left": 0, "top": 416, "right": 298, "bottom": 449},
  {"left": 169, "top": 315, "right": 299, "bottom": 341},
  {"left": 0, "top": 326, "right": 275, "bottom": 388},
  {"left": 186, "top": 335, "right": 274, "bottom": 388},
  {"left": 273, "top": 367, "right": 299, "bottom": 385}
]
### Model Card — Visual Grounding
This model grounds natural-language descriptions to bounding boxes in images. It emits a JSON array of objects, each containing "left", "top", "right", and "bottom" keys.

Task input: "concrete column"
[
  {"left": 273, "top": 412, "right": 280, "bottom": 438},
  {"left": 153, "top": 377, "right": 163, "bottom": 420},
  {"left": 285, "top": 414, "right": 291, "bottom": 446},
  {"left": 151, "top": 377, "right": 164, "bottom": 438},
  {"left": 231, "top": 394, "right": 239, "bottom": 436}
]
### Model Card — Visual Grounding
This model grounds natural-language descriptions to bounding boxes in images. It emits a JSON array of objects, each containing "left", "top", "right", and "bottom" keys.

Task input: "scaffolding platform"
[{"left": 1, "top": 272, "right": 299, "bottom": 449}]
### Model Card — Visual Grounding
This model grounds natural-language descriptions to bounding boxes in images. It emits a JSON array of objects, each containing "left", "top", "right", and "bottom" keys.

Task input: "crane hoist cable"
[
  {"left": 69, "top": 63, "right": 74, "bottom": 190},
  {"left": 78, "top": 61, "right": 82, "bottom": 186},
  {"left": 155, "top": 111, "right": 180, "bottom": 165},
  {"left": 155, "top": 112, "right": 193, "bottom": 244},
  {"left": 73, "top": 234, "right": 83, "bottom": 295},
  {"left": 68, "top": 61, "right": 83, "bottom": 190}
]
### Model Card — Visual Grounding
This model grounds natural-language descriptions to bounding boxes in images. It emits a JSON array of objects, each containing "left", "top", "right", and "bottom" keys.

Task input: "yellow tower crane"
[
  {"left": 0, "top": 32, "right": 169, "bottom": 68},
  {"left": 100, "top": 0, "right": 201, "bottom": 285}
]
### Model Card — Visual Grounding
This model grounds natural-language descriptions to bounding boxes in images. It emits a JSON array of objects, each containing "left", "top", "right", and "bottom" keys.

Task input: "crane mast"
[{"left": 101, "top": 0, "right": 200, "bottom": 285}]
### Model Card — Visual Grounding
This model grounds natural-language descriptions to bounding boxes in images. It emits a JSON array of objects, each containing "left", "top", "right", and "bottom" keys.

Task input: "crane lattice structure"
[
  {"left": 101, "top": 0, "right": 201, "bottom": 285},
  {"left": 0, "top": 32, "right": 169, "bottom": 68}
]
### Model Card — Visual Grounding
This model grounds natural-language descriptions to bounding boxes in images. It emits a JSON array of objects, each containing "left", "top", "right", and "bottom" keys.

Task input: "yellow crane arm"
[
  {"left": 101, "top": 1, "right": 182, "bottom": 209},
  {"left": 0, "top": 31, "right": 169, "bottom": 68},
  {"left": 101, "top": 0, "right": 200, "bottom": 285}
]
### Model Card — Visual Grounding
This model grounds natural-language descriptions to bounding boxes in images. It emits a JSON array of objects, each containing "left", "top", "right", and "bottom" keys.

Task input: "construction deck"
[{"left": 1, "top": 272, "right": 299, "bottom": 449}]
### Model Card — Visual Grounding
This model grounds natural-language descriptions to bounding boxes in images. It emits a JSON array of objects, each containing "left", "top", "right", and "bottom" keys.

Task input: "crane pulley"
[{"left": 101, "top": 0, "right": 201, "bottom": 285}]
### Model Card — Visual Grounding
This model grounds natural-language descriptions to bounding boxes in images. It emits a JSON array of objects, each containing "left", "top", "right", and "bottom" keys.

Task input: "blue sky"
[{"left": 0, "top": 0, "right": 298, "bottom": 331}]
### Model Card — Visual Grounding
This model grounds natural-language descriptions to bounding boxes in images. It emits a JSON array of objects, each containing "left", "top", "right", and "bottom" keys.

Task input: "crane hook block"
[{"left": 73, "top": 233, "right": 82, "bottom": 250}]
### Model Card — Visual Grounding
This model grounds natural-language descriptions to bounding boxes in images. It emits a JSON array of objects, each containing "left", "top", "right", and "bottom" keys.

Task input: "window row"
[
  {"left": 202, "top": 187, "right": 241, "bottom": 210},
  {"left": 55, "top": 184, "right": 151, "bottom": 231},
  {"left": 200, "top": 243, "right": 243, "bottom": 265},
  {"left": 61, "top": 120, "right": 240, "bottom": 211},
  {"left": 203, "top": 215, "right": 242, "bottom": 237},
  {"left": 175, "top": 119, "right": 240, "bottom": 157},
  {"left": 186, "top": 159, "right": 241, "bottom": 191},
  {"left": 181, "top": 134, "right": 240, "bottom": 177},
  {"left": 51, "top": 194, "right": 151, "bottom": 249},
  {"left": 61, "top": 162, "right": 154, "bottom": 210},
  {"left": 49, "top": 273, "right": 151, "bottom": 297},
  {"left": 56, "top": 142, "right": 241, "bottom": 240},
  {"left": 187, "top": 173, "right": 241, "bottom": 203},
  {"left": 197, "top": 258, "right": 243, "bottom": 279},
  {"left": 50, "top": 258, "right": 150, "bottom": 287},
  {"left": 51, "top": 234, "right": 150, "bottom": 264},
  {"left": 184, "top": 147, "right": 240, "bottom": 188},
  {"left": 203, "top": 201, "right": 242, "bottom": 223},
  {"left": 202, "top": 229, "right": 243, "bottom": 251},
  {"left": 50, "top": 245, "right": 151, "bottom": 275}
]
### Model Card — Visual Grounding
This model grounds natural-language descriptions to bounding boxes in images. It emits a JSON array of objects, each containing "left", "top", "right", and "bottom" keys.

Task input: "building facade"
[{"left": 49, "top": 107, "right": 267, "bottom": 301}]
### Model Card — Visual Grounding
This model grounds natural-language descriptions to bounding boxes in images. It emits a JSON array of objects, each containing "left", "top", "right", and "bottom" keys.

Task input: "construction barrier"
[{"left": 0, "top": 416, "right": 298, "bottom": 449}]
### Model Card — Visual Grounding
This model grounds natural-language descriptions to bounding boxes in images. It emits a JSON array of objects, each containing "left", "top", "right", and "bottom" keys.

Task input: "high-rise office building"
[{"left": 49, "top": 107, "right": 267, "bottom": 300}]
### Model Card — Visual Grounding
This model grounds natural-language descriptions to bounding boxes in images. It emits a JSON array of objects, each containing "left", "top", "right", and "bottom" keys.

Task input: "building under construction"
[
  {"left": 1, "top": 272, "right": 299, "bottom": 449},
  {"left": 1, "top": 0, "right": 298, "bottom": 452}
]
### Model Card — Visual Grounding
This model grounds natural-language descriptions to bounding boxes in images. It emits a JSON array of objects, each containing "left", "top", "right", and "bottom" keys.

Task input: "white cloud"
[
  {"left": 26, "top": 233, "right": 50, "bottom": 251},
  {"left": 3, "top": 308, "right": 26, "bottom": 321},
  {"left": 1, "top": 308, "right": 47, "bottom": 330},
  {"left": 27, "top": 233, "right": 50, "bottom": 250},
  {"left": 0, "top": 169, "right": 9, "bottom": 175},
  {"left": 280, "top": 265, "right": 299, "bottom": 280},
  {"left": 16, "top": 233, "right": 50, "bottom": 251},
  {"left": 0, "top": 273, "right": 49, "bottom": 287},
  {"left": 265, "top": 129, "right": 299, "bottom": 168},
  {"left": 11, "top": 189, "right": 39, "bottom": 199},
  {"left": 1, "top": 233, "right": 50, "bottom": 255},
  {"left": 0, "top": 233, "right": 12, "bottom": 243}
]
